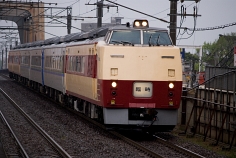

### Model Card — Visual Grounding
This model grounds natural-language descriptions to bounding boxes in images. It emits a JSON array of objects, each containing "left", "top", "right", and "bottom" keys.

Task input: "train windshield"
[
  {"left": 109, "top": 30, "right": 141, "bottom": 45},
  {"left": 143, "top": 31, "right": 172, "bottom": 46}
]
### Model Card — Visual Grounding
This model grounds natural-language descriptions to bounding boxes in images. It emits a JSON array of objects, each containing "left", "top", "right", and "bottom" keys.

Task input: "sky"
[{"left": 0, "top": 0, "right": 236, "bottom": 53}]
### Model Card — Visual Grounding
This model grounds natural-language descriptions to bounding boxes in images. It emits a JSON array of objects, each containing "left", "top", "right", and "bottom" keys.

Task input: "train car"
[
  {"left": 20, "top": 49, "right": 30, "bottom": 85},
  {"left": 29, "top": 47, "right": 44, "bottom": 89},
  {"left": 8, "top": 19, "right": 182, "bottom": 132},
  {"left": 8, "top": 49, "right": 21, "bottom": 80},
  {"left": 8, "top": 50, "right": 13, "bottom": 77},
  {"left": 43, "top": 43, "right": 66, "bottom": 97}
]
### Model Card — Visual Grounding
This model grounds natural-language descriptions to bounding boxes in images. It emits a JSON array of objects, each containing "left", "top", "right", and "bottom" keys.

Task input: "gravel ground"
[
  {"left": 0, "top": 92, "right": 62, "bottom": 157},
  {"left": 0, "top": 75, "right": 234, "bottom": 158},
  {"left": 0, "top": 78, "right": 150, "bottom": 158},
  {"left": 141, "top": 132, "right": 228, "bottom": 158}
]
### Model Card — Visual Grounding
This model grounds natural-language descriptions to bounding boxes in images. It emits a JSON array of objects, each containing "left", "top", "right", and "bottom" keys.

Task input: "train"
[{"left": 8, "top": 19, "right": 182, "bottom": 132}]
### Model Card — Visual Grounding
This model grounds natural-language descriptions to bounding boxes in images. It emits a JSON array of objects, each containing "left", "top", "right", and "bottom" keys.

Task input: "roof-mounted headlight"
[
  {"left": 134, "top": 21, "right": 140, "bottom": 27},
  {"left": 142, "top": 21, "right": 148, "bottom": 27},
  {"left": 133, "top": 19, "right": 149, "bottom": 28}
]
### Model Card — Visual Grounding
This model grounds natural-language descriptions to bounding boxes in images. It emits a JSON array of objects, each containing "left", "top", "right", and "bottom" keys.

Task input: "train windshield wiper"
[
  {"left": 111, "top": 40, "right": 123, "bottom": 44},
  {"left": 121, "top": 41, "right": 134, "bottom": 46},
  {"left": 148, "top": 34, "right": 153, "bottom": 46},
  {"left": 111, "top": 40, "right": 134, "bottom": 46},
  {"left": 156, "top": 35, "right": 160, "bottom": 46}
]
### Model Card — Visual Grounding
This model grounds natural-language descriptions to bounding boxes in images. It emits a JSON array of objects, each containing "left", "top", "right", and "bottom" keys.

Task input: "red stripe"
[
  {"left": 98, "top": 80, "right": 182, "bottom": 109},
  {"left": 65, "top": 55, "right": 67, "bottom": 73}
]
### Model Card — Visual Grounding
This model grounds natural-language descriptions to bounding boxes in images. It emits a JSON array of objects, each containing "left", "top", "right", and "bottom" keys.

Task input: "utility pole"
[
  {"left": 5, "top": 47, "right": 7, "bottom": 69},
  {"left": 169, "top": 0, "right": 201, "bottom": 45},
  {"left": 169, "top": 0, "right": 178, "bottom": 45},
  {"left": 97, "top": 1, "right": 103, "bottom": 28},
  {"left": 86, "top": 1, "right": 117, "bottom": 28},
  {"left": 1, "top": 49, "right": 3, "bottom": 69},
  {"left": 67, "top": 7, "right": 72, "bottom": 34}
]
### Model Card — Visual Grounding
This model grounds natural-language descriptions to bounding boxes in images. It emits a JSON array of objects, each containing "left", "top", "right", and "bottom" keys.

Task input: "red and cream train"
[{"left": 8, "top": 20, "right": 182, "bottom": 132}]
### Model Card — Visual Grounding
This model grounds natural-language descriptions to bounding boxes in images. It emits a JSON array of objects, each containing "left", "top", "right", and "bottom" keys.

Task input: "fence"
[{"left": 180, "top": 66, "right": 236, "bottom": 149}]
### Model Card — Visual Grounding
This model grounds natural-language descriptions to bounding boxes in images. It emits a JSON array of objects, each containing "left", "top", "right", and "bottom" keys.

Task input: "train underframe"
[{"left": 10, "top": 72, "right": 177, "bottom": 132}]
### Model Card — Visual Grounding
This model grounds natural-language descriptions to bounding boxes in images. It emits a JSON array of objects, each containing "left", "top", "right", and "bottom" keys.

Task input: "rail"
[
  {"left": 0, "top": 87, "right": 72, "bottom": 158},
  {"left": 0, "top": 111, "right": 29, "bottom": 158},
  {"left": 152, "top": 134, "right": 205, "bottom": 158}
]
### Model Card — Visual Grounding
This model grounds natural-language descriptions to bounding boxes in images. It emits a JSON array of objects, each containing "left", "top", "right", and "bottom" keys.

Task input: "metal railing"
[{"left": 180, "top": 66, "right": 236, "bottom": 149}]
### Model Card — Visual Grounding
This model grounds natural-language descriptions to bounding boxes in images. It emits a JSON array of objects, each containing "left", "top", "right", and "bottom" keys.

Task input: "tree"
[
  {"left": 184, "top": 51, "right": 199, "bottom": 71},
  {"left": 202, "top": 32, "right": 236, "bottom": 67}
]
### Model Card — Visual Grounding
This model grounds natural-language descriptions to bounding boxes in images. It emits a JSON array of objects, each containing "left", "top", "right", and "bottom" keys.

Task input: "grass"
[{"left": 172, "top": 125, "right": 236, "bottom": 158}]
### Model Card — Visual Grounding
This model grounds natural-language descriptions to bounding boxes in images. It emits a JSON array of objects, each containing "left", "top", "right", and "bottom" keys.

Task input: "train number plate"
[{"left": 133, "top": 82, "right": 153, "bottom": 98}]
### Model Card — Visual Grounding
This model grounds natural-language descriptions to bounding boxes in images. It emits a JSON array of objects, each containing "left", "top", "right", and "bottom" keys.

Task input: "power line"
[
  {"left": 188, "top": 22, "right": 236, "bottom": 31},
  {"left": 78, "top": 8, "right": 97, "bottom": 16},
  {"left": 104, "top": 0, "right": 169, "bottom": 23},
  {"left": 176, "top": 2, "right": 200, "bottom": 41}
]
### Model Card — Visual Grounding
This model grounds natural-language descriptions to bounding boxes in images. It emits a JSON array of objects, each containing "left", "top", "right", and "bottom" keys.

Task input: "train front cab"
[{"left": 97, "top": 19, "right": 182, "bottom": 132}]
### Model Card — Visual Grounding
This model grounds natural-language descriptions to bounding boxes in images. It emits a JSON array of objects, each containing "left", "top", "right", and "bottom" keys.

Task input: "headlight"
[
  {"left": 133, "top": 19, "right": 149, "bottom": 28},
  {"left": 169, "top": 83, "right": 174, "bottom": 89},
  {"left": 134, "top": 21, "right": 140, "bottom": 27},
  {"left": 142, "top": 21, "right": 147, "bottom": 27},
  {"left": 111, "top": 81, "right": 117, "bottom": 88}
]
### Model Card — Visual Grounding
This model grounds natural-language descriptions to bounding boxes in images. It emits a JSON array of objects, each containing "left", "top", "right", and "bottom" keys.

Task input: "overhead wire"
[
  {"left": 0, "top": 0, "right": 78, "bottom": 45},
  {"left": 176, "top": 4, "right": 186, "bottom": 39},
  {"left": 0, "top": 5, "right": 35, "bottom": 44},
  {"left": 187, "top": 22, "right": 236, "bottom": 31},
  {"left": 57, "top": 0, "right": 79, "bottom": 5},
  {"left": 177, "top": 2, "right": 198, "bottom": 42},
  {"left": 31, "top": 0, "right": 82, "bottom": 36}
]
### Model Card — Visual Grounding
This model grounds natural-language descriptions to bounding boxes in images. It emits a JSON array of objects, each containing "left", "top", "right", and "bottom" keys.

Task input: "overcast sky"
[{"left": 1, "top": 0, "right": 236, "bottom": 51}]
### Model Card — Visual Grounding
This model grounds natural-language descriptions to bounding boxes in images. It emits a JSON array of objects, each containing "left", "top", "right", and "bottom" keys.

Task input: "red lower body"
[{"left": 98, "top": 80, "right": 182, "bottom": 109}]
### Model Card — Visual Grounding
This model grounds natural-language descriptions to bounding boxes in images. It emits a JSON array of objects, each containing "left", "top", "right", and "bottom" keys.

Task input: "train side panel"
[
  {"left": 44, "top": 46, "right": 65, "bottom": 93},
  {"left": 30, "top": 49, "right": 43, "bottom": 84},
  {"left": 65, "top": 43, "right": 99, "bottom": 104},
  {"left": 20, "top": 50, "right": 30, "bottom": 80},
  {"left": 12, "top": 50, "right": 21, "bottom": 76},
  {"left": 8, "top": 51, "right": 14, "bottom": 74}
]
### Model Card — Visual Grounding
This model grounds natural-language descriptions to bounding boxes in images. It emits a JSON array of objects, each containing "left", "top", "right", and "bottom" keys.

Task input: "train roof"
[
  {"left": 12, "top": 22, "right": 168, "bottom": 49},
  {"left": 13, "top": 25, "right": 111, "bottom": 49},
  {"left": 108, "top": 25, "right": 168, "bottom": 32}
]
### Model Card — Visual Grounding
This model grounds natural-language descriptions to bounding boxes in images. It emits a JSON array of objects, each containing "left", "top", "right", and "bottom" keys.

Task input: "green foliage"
[
  {"left": 202, "top": 32, "right": 236, "bottom": 67},
  {"left": 184, "top": 51, "right": 199, "bottom": 71},
  {"left": 185, "top": 52, "right": 199, "bottom": 61}
]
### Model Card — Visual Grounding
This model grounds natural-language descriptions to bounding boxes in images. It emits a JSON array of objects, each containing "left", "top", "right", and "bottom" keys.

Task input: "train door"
[
  {"left": 62, "top": 47, "right": 66, "bottom": 94},
  {"left": 89, "top": 45, "right": 98, "bottom": 100},
  {"left": 41, "top": 49, "right": 44, "bottom": 86}
]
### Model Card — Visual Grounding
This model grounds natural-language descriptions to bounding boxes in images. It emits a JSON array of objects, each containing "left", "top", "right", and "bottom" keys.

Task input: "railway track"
[
  {"left": 61, "top": 101, "right": 206, "bottom": 158},
  {"left": 0, "top": 87, "right": 71, "bottom": 158},
  {"left": 0, "top": 72, "right": 210, "bottom": 158},
  {"left": 0, "top": 73, "right": 164, "bottom": 157},
  {"left": 152, "top": 133, "right": 205, "bottom": 158}
]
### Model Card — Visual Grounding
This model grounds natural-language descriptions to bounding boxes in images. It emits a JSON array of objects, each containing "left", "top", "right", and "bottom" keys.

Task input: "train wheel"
[
  {"left": 97, "top": 106, "right": 104, "bottom": 123},
  {"left": 77, "top": 99, "right": 84, "bottom": 112},
  {"left": 84, "top": 101, "right": 91, "bottom": 117}
]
